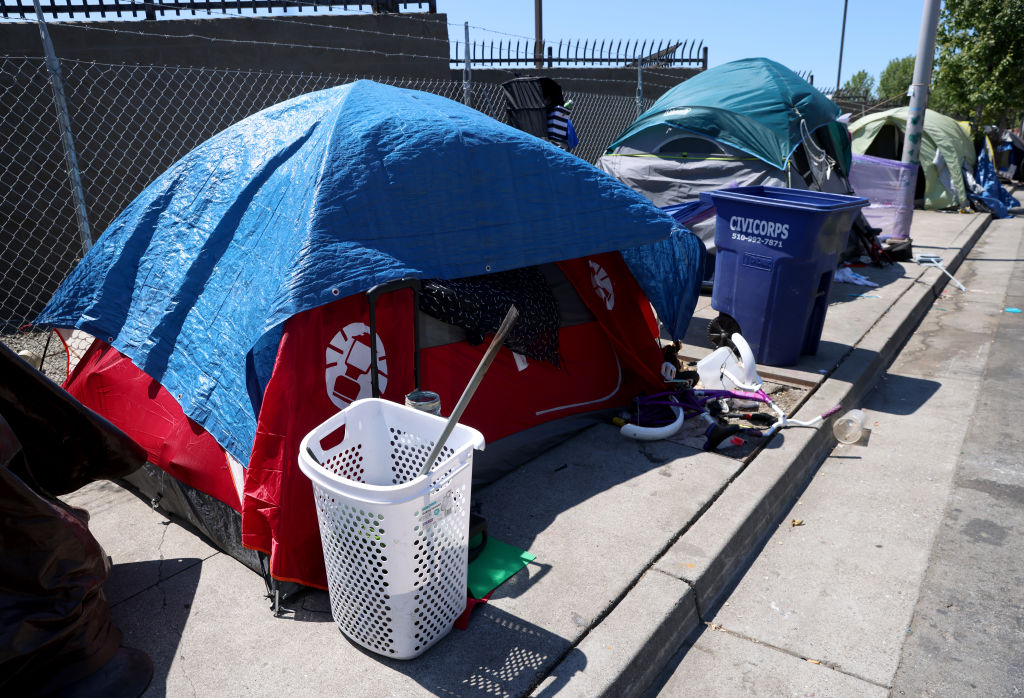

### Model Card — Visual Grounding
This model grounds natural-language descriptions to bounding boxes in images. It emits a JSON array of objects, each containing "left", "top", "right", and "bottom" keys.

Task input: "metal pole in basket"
[{"left": 417, "top": 304, "right": 519, "bottom": 477}]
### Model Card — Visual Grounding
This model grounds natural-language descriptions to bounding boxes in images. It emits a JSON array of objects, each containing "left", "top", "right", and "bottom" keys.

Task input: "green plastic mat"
[{"left": 467, "top": 536, "right": 535, "bottom": 600}]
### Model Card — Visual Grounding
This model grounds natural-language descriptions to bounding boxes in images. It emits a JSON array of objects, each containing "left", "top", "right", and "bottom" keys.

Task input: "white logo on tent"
[
  {"left": 325, "top": 322, "right": 387, "bottom": 409},
  {"left": 589, "top": 260, "right": 615, "bottom": 310}
]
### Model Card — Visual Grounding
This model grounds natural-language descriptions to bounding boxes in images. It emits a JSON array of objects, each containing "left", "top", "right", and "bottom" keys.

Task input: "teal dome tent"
[{"left": 599, "top": 57, "right": 854, "bottom": 253}]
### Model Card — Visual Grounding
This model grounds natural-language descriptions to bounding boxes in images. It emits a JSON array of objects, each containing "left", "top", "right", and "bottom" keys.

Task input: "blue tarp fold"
[{"left": 622, "top": 229, "right": 705, "bottom": 340}]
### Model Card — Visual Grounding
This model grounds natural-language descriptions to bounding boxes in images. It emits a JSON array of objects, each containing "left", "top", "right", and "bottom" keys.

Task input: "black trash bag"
[
  {"left": 0, "top": 342, "right": 146, "bottom": 496},
  {"left": 0, "top": 342, "right": 152, "bottom": 695}
]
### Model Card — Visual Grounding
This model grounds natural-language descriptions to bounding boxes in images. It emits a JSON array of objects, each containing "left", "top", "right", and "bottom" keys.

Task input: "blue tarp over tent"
[{"left": 38, "top": 80, "right": 694, "bottom": 462}]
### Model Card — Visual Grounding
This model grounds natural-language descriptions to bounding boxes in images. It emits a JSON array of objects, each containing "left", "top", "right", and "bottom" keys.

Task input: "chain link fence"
[{"left": 1, "top": 54, "right": 652, "bottom": 381}]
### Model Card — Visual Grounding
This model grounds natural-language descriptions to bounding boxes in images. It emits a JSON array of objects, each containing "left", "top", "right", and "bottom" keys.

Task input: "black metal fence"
[
  {"left": 453, "top": 38, "right": 707, "bottom": 70},
  {"left": 0, "top": 0, "right": 435, "bottom": 20}
]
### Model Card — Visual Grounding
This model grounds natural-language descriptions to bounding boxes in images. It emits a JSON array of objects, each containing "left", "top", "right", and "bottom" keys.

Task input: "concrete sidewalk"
[{"left": 63, "top": 210, "right": 992, "bottom": 697}]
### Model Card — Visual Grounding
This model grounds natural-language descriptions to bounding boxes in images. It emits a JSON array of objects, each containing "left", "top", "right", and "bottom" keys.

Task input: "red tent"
[{"left": 65, "top": 252, "right": 665, "bottom": 589}]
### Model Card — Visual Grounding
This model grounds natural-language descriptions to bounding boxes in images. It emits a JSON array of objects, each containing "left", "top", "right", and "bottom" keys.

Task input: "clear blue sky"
[{"left": 436, "top": 0, "right": 928, "bottom": 92}]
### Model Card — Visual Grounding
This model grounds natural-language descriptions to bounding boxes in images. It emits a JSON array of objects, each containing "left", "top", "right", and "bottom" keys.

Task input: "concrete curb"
[{"left": 543, "top": 213, "right": 992, "bottom": 697}]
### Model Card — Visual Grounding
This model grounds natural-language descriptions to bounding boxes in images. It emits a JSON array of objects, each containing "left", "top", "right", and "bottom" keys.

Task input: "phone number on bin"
[{"left": 731, "top": 232, "right": 784, "bottom": 248}]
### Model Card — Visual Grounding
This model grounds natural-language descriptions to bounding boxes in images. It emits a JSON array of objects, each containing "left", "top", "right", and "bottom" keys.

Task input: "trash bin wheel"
[{"left": 707, "top": 313, "right": 743, "bottom": 352}]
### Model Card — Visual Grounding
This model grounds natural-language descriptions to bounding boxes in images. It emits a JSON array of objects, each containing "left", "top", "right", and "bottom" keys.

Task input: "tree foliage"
[
  {"left": 841, "top": 70, "right": 875, "bottom": 99},
  {"left": 878, "top": 55, "right": 915, "bottom": 105},
  {"left": 934, "top": 0, "right": 1024, "bottom": 127}
]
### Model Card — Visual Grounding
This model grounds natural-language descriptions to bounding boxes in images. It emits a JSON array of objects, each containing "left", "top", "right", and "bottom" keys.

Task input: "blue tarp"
[
  {"left": 970, "top": 147, "right": 1019, "bottom": 219},
  {"left": 37, "top": 80, "right": 693, "bottom": 463},
  {"left": 621, "top": 230, "right": 705, "bottom": 340}
]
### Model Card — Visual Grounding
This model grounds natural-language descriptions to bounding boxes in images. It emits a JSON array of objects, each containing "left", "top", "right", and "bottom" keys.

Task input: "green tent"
[
  {"left": 849, "top": 107, "right": 976, "bottom": 210},
  {"left": 607, "top": 57, "right": 851, "bottom": 173}
]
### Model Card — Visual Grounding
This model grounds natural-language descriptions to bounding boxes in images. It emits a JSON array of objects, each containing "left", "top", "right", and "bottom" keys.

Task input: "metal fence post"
[
  {"left": 462, "top": 22, "right": 472, "bottom": 107},
  {"left": 32, "top": 0, "right": 92, "bottom": 254},
  {"left": 635, "top": 59, "right": 643, "bottom": 118}
]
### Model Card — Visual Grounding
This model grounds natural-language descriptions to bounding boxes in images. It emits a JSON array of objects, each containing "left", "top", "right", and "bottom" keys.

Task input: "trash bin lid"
[{"left": 700, "top": 186, "right": 868, "bottom": 214}]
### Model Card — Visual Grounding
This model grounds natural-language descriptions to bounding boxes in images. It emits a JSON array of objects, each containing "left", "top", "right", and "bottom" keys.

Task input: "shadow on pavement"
[
  {"left": 379, "top": 604, "right": 587, "bottom": 697},
  {"left": 106, "top": 559, "right": 201, "bottom": 698}
]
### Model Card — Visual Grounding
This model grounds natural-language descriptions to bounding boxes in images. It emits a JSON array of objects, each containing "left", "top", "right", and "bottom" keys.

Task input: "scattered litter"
[
  {"left": 835, "top": 267, "right": 878, "bottom": 287},
  {"left": 914, "top": 254, "right": 967, "bottom": 293},
  {"left": 847, "top": 293, "right": 880, "bottom": 298},
  {"left": 806, "top": 659, "right": 821, "bottom": 665},
  {"left": 1006, "top": 307, "right": 1022, "bottom": 313},
  {"left": 791, "top": 518, "right": 805, "bottom": 527}
]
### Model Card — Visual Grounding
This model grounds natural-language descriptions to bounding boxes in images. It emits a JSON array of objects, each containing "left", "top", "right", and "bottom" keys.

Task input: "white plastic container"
[
  {"left": 833, "top": 409, "right": 866, "bottom": 444},
  {"left": 298, "top": 398, "right": 484, "bottom": 659}
]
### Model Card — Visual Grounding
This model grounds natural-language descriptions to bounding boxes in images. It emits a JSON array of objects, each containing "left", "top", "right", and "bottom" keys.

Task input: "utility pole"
[
  {"left": 836, "top": 0, "right": 848, "bottom": 92},
  {"left": 902, "top": 1, "right": 942, "bottom": 166},
  {"left": 893, "top": 0, "right": 942, "bottom": 235},
  {"left": 534, "top": 0, "right": 543, "bottom": 70}
]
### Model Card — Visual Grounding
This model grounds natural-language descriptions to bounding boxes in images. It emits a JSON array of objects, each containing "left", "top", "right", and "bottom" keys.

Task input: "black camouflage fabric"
[{"left": 419, "top": 267, "right": 561, "bottom": 366}]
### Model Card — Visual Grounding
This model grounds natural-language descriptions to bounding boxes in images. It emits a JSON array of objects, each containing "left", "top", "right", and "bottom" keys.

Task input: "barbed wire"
[
  {"left": 8, "top": 24, "right": 691, "bottom": 84},
  {"left": 6, "top": 1, "right": 707, "bottom": 66},
  {"left": 28, "top": 19, "right": 456, "bottom": 62},
  {"left": 136, "top": 0, "right": 449, "bottom": 42}
]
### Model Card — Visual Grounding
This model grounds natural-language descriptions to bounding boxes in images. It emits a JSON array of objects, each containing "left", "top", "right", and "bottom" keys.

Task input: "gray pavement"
[
  {"left": 61, "top": 208, "right": 1007, "bottom": 696},
  {"left": 646, "top": 214, "right": 1024, "bottom": 696},
  {"left": 891, "top": 219, "right": 1024, "bottom": 697}
]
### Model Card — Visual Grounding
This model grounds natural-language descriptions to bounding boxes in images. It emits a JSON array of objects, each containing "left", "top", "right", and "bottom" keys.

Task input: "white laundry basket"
[{"left": 297, "top": 398, "right": 485, "bottom": 660}]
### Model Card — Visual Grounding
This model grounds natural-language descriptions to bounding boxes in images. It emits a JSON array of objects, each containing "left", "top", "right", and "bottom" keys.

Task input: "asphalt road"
[{"left": 890, "top": 223, "right": 1024, "bottom": 696}]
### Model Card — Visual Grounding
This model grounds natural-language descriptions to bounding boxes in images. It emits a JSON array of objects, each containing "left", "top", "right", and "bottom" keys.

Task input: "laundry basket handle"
[{"left": 300, "top": 409, "right": 350, "bottom": 466}]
